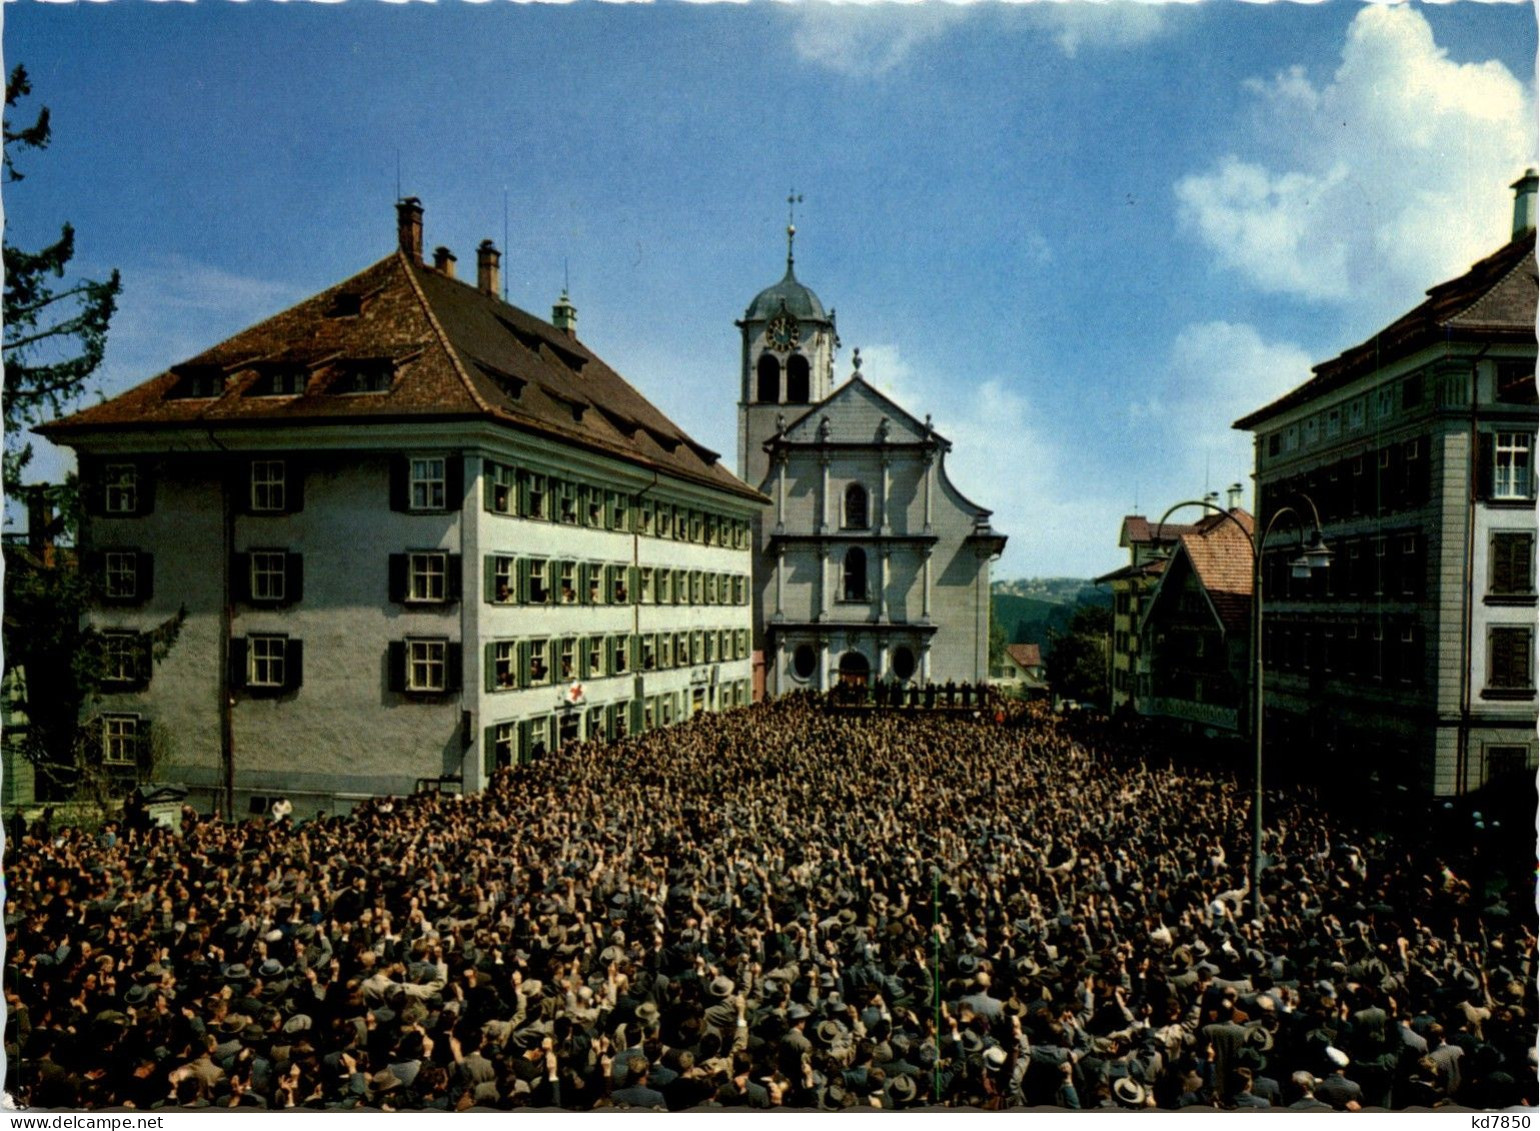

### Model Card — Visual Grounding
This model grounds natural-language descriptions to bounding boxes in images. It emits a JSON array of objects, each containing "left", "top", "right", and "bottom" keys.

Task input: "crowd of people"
[{"left": 5, "top": 694, "right": 1533, "bottom": 1110}]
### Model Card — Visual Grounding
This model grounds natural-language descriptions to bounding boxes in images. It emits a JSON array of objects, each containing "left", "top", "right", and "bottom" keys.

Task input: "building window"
[
  {"left": 705, "top": 631, "right": 717, "bottom": 664},
  {"left": 251, "top": 550, "right": 288, "bottom": 603},
  {"left": 1348, "top": 400, "right": 1365, "bottom": 430},
  {"left": 658, "top": 569, "right": 673, "bottom": 605},
  {"left": 611, "top": 565, "right": 629, "bottom": 605},
  {"left": 104, "top": 464, "right": 139, "bottom": 514},
  {"left": 1284, "top": 426, "right": 1299, "bottom": 452},
  {"left": 492, "top": 641, "right": 517, "bottom": 690},
  {"left": 756, "top": 354, "right": 779, "bottom": 403},
  {"left": 250, "top": 460, "right": 287, "bottom": 512},
  {"left": 642, "top": 635, "right": 657, "bottom": 671},
  {"left": 527, "top": 559, "right": 551, "bottom": 605},
  {"left": 660, "top": 633, "right": 675, "bottom": 669},
  {"left": 792, "top": 643, "right": 817, "bottom": 680},
  {"left": 1303, "top": 418, "right": 1318, "bottom": 446},
  {"left": 639, "top": 567, "right": 655, "bottom": 604},
  {"left": 586, "top": 636, "right": 604, "bottom": 678},
  {"left": 843, "top": 547, "right": 868, "bottom": 601},
  {"left": 1489, "top": 627, "right": 1534, "bottom": 692},
  {"left": 249, "top": 634, "right": 288, "bottom": 689},
  {"left": 1376, "top": 387, "right": 1394, "bottom": 421},
  {"left": 489, "top": 722, "right": 514, "bottom": 772},
  {"left": 103, "top": 551, "right": 141, "bottom": 601},
  {"left": 560, "top": 638, "right": 577, "bottom": 681},
  {"left": 1401, "top": 375, "right": 1423, "bottom": 410},
  {"left": 488, "top": 556, "right": 515, "bottom": 604},
  {"left": 690, "top": 571, "right": 703, "bottom": 605},
  {"left": 528, "top": 639, "right": 549, "bottom": 685},
  {"left": 102, "top": 714, "right": 140, "bottom": 765},
  {"left": 408, "top": 638, "right": 448, "bottom": 693},
  {"left": 1325, "top": 407, "right": 1341, "bottom": 439},
  {"left": 101, "top": 632, "right": 144, "bottom": 686},
  {"left": 1491, "top": 532, "right": 1535, "bottom": 596},
  {"left": 585, "top": 486, "right": 603, "bottom": 528},
  {"left": 409, "top": 458, "right": 447, "bottom": 511},
  {"left": 786, "top": 354, "right": 811, "bottom": 403},
  {"left": 705, "top": 573, "right": 718, "bottom": 605},
  {"left": 557, "top": 561, "right": 578, "bottom": 605},
  {"left": 587, "top": 563, "right": 604, "bottom": 606},
  {"left": 409, "top": 552, "right": 447, "bottom": 603},
  {"left": 522, "top": 472, "right": 549, "bottom": 520},
  {"left": 1486, "top": 745, "right": 1533, "bottom": 782},
  {"left": 487, "top": 462, "right": 516, "bottom": 514},
  {"left": 639, "top": 499, "right": 655, "bottom": 536},
  {"left": 610, "top": 492, "right": 629, "bottom": 531},
  {"left": 844, "top": 483, "right": 869, "bottom": 529},
  {"left": 612, "top": 635, "right": 629, "bottom": 674},
  {"left": 1268, "top": 434, "right": 1281, "bottom": 457},
  {"left": 1494, "top": 433, "right": 1534, "bottom": 499},
  {"left": 690, "top": 511, "right": 704, "bottom": 543}
]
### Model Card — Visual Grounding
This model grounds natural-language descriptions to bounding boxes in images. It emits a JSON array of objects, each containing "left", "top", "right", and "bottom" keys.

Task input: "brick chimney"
[
  {"left": 1511, "top": 168, "right": 1537, "bottom": 238},
  {"left": 477, "top": 240, "right": 501, "bottom": 297},
  {"left": 396, "top": 197, "right": 424, "bottom": 264},
  {"left": 433, "top": 246, "right": 457, "bottom": 279},
  {"left": 552, "top": 289, "right": 578, "bottom": 337}
]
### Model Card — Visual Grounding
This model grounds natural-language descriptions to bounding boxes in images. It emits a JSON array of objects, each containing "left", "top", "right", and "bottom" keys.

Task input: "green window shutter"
[
  {"left": 628, "top": 565, "right": 639, "bottom": 603},
  {"left": 484, "top": 725, "right": 498, "bottom": 776},
  {"left": 485, "top": 556, "right": 497, "bottom": 605},
  {"left": 485, "top": 642, "right": 498, "bottom": 693},
  {"left": 518, "top": 558, "right": 531, "bottom": 603}
]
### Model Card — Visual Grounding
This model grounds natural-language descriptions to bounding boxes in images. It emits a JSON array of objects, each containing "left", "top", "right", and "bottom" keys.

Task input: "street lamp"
[{"left": 1151, "top": 494, "right": 1331, "bottom": 920}]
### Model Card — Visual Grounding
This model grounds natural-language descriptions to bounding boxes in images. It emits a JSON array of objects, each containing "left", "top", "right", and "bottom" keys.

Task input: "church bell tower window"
[
  {"left": 756, "top": 354, "right": 780, "bottom": 403},
  {"left": 787, "top": 354, "right": 811, "bottom": 404}
]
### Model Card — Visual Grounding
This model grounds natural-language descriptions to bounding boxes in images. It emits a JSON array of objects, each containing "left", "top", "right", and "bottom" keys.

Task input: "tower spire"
[{"left": 786, "top": 188, "right": 803, "bottom": 274}]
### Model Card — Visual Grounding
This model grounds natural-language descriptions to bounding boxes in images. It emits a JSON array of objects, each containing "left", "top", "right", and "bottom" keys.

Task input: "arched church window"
[
  {"left": 792, "top": 643, "right": 817, "bottom": 680},
  {"left": 756, "top": 354, "right": 780, "bottom": 403},
  {"left": 891, "top": 646, "right": 916, "bottom": 681},
  {"left": 844, "top": 483, "right": 869, "bottom": 529},
  {"left": 786, "top": 354, "right": 811, "bottom": 404},
  {"left": 843, "top": 547, "right": 868, "bottom": 601}
]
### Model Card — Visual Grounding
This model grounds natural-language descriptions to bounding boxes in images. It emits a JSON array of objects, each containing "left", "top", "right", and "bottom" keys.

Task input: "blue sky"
[{"left": 6, "top": 1, "right": 1535, "bottom": 578}]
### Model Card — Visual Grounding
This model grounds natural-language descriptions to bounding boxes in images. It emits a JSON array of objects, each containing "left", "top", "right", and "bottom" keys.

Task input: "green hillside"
[{"left": 992, "top": 582, "right": 1110, "bottom": 653}]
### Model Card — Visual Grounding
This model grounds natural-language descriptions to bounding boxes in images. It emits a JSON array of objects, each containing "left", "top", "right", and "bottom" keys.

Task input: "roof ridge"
[
  {"left": 397, "top": 250, "right": 498, "bottom": 417},
  {"left": 1443, "top": 240, "right": 1537, "bottom": 324}
]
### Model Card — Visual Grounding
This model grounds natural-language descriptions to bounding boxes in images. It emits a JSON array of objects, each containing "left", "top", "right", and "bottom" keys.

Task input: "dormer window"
[
  {"left": 248, "top": 363, "right": 310, "bottom": 397},
  {"left": 168, "top": 366, "right": 226, "bottom": 399},
  {"left": 331, "top": 358, "right": 395, "bottom": 394}
]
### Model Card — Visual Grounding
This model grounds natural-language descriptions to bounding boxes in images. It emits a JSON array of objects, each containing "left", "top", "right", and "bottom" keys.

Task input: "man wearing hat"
[{"left": 779, "top": 1004, "right": 812, "bottom": 1077}]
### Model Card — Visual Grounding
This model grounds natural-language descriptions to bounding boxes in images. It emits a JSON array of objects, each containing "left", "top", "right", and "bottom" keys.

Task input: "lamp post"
[{"left": 1152, "top": 495, "right": 1331, "bottom": 920}]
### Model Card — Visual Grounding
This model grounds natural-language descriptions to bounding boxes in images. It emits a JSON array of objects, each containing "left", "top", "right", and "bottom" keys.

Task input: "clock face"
[{"left": 765, "top": 314, "right": 799, "bottom": 352}]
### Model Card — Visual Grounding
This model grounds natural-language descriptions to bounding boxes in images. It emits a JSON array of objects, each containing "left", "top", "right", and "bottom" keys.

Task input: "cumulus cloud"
[
  {"left": 790, "top": 3, "right": 970, "bottom": 76},
  {"left": 1175, "top": 5, "right": 1535, "bottom": 312},
  {"left": 1027, "top": 1, "right": 1170, "bottom": 59},
  {"left": 1126, "top": 320, "right": 1314, "bottom": 502}
]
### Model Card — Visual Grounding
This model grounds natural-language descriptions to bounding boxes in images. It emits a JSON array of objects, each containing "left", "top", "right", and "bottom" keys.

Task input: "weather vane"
[{"left": 786, "top": 189, "right": 803, "bottom": 268}]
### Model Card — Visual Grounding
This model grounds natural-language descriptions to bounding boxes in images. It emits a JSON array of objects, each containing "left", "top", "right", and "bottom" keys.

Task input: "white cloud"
[
  {"left": 790, "top": 3, "right": 970, "bottom": 76},
  {"left": 1176, "top": 4, "right": 1535, "bottom": 311},
  {"left": 1027, "top": 1, "right": 1170, "bottom": 59}
]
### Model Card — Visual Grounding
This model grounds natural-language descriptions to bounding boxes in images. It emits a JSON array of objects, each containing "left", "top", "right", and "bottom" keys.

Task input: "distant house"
[
  {"left": 1137, "top": 509, "right": 1254, "bottom": 737},
  {"left": 992, "top": 643, "right": 1047, "bottom": 696}
]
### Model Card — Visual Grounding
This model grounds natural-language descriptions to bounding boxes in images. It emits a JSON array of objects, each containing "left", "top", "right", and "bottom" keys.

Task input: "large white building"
[
  {"left": 41, "top": 200, "right": 766, "bottom": 818},
  {"left": 735, "top": 232, "right": 1006, "bottom": 694}
]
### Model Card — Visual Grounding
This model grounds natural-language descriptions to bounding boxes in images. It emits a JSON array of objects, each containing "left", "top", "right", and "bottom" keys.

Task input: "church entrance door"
[{"left": 837, "top": 651, "right": 871, "bottom": 688}]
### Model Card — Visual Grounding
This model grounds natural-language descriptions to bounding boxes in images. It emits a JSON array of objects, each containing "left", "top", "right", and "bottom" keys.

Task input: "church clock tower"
[{"left": 736, "top": 201, "right": 837, "bottom": 490}]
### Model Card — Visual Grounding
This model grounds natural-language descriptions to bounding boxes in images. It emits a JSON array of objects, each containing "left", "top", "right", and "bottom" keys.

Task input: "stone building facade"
[
  {"left": 733, "top": 240, "right": 1006, "bottom": 694},
  {"left": 40, "top": 200, "right": 765, "bottom": 818},
  {"left": 1234, "top": 173, "right": 1538, "bottom": 796}
]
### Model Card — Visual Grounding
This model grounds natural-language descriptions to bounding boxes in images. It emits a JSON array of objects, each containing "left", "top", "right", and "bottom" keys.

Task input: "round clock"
[{"left": 766, "top": 314, "right": 799, "bottom": 352}]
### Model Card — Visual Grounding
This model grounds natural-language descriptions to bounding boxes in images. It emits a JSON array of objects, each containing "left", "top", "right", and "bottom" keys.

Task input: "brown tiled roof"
[
  {"left": 1234, "top": 232, "right": 1537, "bottom": 431},
  {"left": 40, "top": 252, "right": 764, "bottom": 503},
  {"left": 1121, "top": 515, "right": 1198, "bottom": 547},
  {"left": 1177, "top": 509, "right": 1254, "bottom": 633},
  {"left": 1006, "top": 643, "right": 1041, "bottom": 670}
]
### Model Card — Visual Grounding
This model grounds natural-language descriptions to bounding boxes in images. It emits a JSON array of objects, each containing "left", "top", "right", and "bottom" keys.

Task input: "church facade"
[{"left": 735, "top": 234, "right": 1007, "bottom": 695}]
